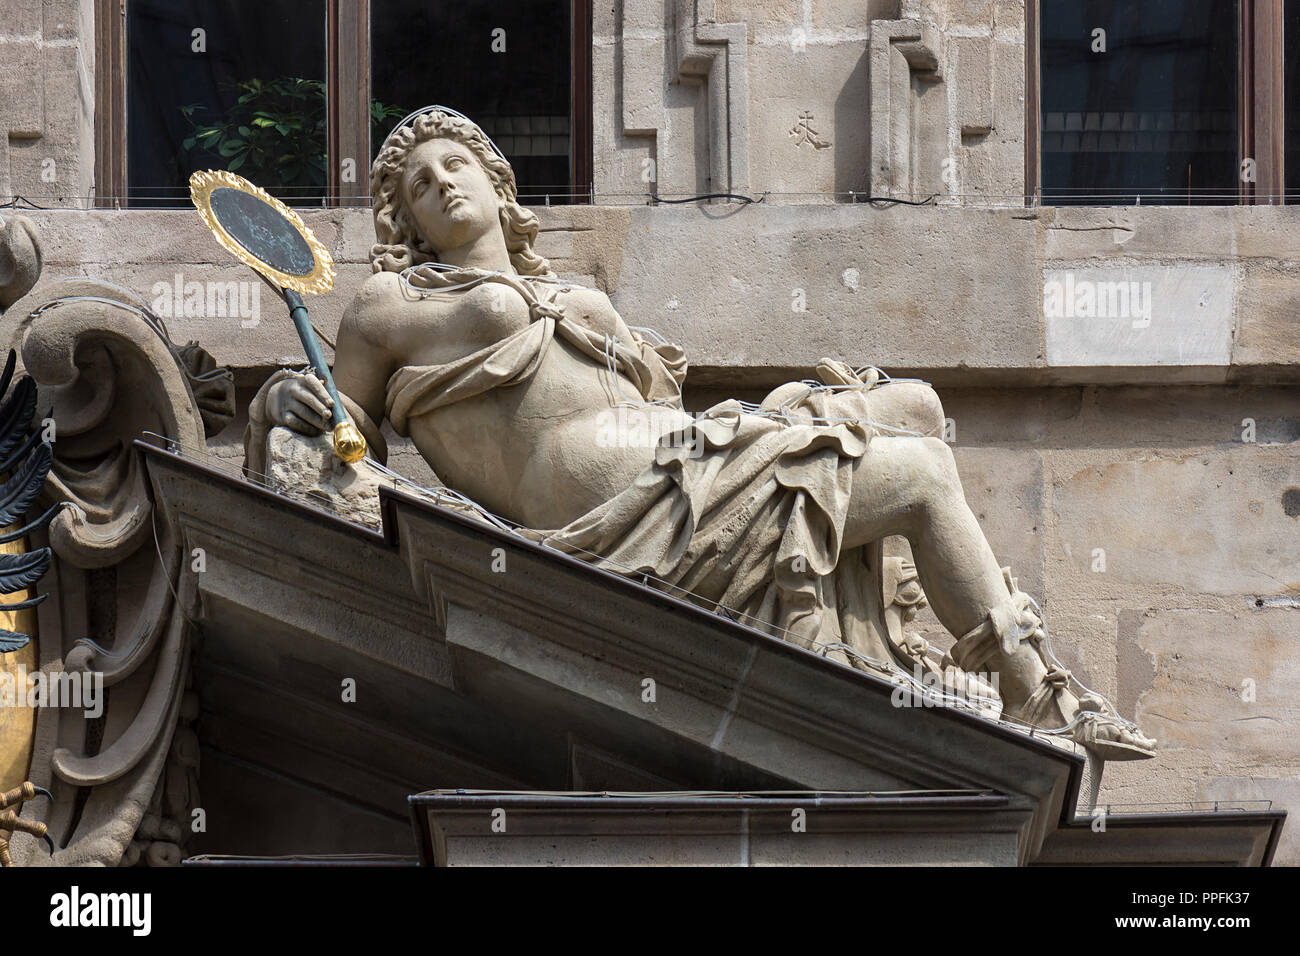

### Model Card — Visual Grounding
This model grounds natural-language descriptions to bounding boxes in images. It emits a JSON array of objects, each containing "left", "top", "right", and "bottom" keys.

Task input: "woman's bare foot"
[{"left": 1004, "top": 664, "right": 1158, "bottom": 761}]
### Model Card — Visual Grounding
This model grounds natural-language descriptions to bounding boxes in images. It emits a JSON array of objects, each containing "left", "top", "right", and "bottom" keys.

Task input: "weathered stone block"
[
  {"left": 25, "top": 209, "right": 345, "bottom": 267},
  {"left": 946, "top": 0, "right": 998, "bottom": 27},
  {"left": 1044, "top": 207, "right": 1231, "bottom": 261},
  {"left": 1134, "top": 608, "right": 1299, "bottom": 763},
  {"left": 1043, "top": 265, "right": 1235, "bottom": 368},
  {"left": 0, "top": 0, "right": 43, "bottom": 36},
  {"left": 1233, "top": 264, "right": 1300, "bottom": 369},
  {"left": 1048, "top": 445, "right": 1300, "bottom": 598},
  {"left": 1231, "top": 204, "right": 1300, "bottom": 260},
  {"left": 0, "top": 39, "right": 43, "bottom": 138},
  {"left": 336, "top": 208, "right": 380, "bottom": 264},
  {"left": 719, "top": 0, "right": 797, "bottom": 30},
  {"left": 971, "top": 36, "right": 1026, "bottom": 197},
  {"left": 614, "top": 204, "right": 1042, "bottom": 379},
  {"left": 812, "top": 0, "right": 894, "bottom": 30},
  {"left": 622, "top": 37, "right": 666, "bottom": 134},
  {"left": 937, "top": 386, "right": 1084, "bottom": 445},
  {"left": 994, "top": 0, "right": 1026, "bottom": 36},
  {"left": 954, "top": 36, "right": 993, "bottom": 135},
  {"left": 41, "top": 0, "right": 87, "bottom": 41},
  {"left": 745, "top": 44, "right": 868, "bottom": 198}
]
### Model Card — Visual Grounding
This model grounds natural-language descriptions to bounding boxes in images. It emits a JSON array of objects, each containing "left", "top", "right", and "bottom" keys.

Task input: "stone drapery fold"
[{"left": 385, "top": 268, "right": 686, "bottom": 433}]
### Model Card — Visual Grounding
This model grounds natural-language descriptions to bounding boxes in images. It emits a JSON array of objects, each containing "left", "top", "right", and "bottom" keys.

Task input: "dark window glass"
[
  {"left": 371, "top": 0, "right": 573, "bottom": 203},
  {"left": 1286, "top": 2, "right": 1300, "bottom": 200},
  {"left": 1040, "top": 0, "right": 1238, "bottom": 205},
  {"left": 127, "top": 0, "right": 327, "bottom": 206}
]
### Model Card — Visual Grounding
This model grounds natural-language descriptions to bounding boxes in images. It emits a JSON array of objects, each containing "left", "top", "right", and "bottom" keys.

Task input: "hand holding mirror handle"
[
  {"left": 283, "top": 288, "right": 366, "bottom": 461},
  {"left": 189, "top": 169, "right": 366, "bottom": 463}
]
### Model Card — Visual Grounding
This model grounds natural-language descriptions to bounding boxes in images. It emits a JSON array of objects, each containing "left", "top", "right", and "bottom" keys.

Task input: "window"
[
  {"left": 371, "top": 0, "right": 575, "bottom": 203},
  {"left": 95, "top": 0, "right": 592, "bottom": 207},
  {"left": 124, "top": 0, "right": 328, "bottom": 207},
  {"left": 1285, "top": 2, "right": 1300, "bottom": 198},
  {"left": 1028, "top": 0, "right": 1286, "bottom": 205}
]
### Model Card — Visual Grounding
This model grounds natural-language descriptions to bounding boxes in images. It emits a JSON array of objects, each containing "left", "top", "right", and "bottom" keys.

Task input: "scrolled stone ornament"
[
  {"left": 4, "top": 223, "right": 224, "bottom": 865},
  {"left": 0, "top": 215, "right": 42, "bottom": 313}
]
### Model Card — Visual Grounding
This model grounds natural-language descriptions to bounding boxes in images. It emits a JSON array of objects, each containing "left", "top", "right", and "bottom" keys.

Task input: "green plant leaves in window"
[{"left": 180, "top": 76, "right": 404, "bottom": 198}]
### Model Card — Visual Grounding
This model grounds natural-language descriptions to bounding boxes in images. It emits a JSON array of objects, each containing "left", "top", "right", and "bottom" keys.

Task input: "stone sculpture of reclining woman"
[{"left": 244, "top": 107, "right": 1156, "bottom": 761}]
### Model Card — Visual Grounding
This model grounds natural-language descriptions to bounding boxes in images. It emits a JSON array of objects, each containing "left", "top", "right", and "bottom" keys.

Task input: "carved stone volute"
[{"left": 2, "top": 221, "right": 230, "bottom": 866}]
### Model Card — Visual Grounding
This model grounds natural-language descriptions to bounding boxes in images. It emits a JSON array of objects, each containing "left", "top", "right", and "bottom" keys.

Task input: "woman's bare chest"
[{"left": 390, "top": 279, "right": 620, "bottom": 367}]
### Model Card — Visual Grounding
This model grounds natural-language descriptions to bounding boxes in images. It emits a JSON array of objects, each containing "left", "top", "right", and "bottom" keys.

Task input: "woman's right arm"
[
  {"left": 258, "top": 275, "right": 397, "bottom": 464},
  {"left": 328, "top": 276, "right": 400, "bottom": 463}
]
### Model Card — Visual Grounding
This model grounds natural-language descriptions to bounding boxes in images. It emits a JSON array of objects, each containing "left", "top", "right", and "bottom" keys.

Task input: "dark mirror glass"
[
  {"left": 209, "top": 188, "right": 317, "bottom": 276},
  {"left": 371, "top": 0, "right": 573, "bottom": 203},
  {"left": 127, "top": 0, "right": 327, "bottom": 206},
  {"left": 1040, "top": 0, "right": 1239, "bottom": 205}
]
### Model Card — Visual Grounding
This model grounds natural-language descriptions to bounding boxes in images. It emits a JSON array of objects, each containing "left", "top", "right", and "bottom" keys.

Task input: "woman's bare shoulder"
[
  {"left": 349, "top": 270, "right": 406, "bottom": 316},
  {"left": 343, "top": 270, "right": 442, "bottom": 346}
]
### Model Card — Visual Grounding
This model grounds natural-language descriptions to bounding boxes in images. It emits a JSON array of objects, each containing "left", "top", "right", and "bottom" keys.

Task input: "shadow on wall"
[{"left": 834, "top": 46, "right": 872, "bottom": 196}]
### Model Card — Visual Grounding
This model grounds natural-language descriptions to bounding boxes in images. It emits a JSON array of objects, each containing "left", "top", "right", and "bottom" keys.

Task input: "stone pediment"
[{"left": 140, "top": 440, "right": 1284, "bottom": 866}]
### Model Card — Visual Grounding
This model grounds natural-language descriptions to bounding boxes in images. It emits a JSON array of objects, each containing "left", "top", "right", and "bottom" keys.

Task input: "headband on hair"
[{"left": 382, "top": 105, "right": 509, "bottom": 163}]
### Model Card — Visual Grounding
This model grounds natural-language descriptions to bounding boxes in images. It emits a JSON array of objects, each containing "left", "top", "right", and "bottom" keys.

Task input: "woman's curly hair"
[{"left": 369, "top": 109, "right": 551, "bottom": 276}]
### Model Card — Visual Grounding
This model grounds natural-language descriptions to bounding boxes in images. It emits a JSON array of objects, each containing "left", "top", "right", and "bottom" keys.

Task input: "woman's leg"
[
  {"left": 842, "top": 436, "right": 1005, "bottom": 630},
  {"left": 840, "top": 436, "right": 1062, "bottom": 712},
  {"left": 834, "top": 432, "right": 1154, "bottom": 759}
]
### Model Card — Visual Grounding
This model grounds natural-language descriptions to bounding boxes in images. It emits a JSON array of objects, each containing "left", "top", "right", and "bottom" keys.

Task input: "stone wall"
[
  {"left": 925, "top": 385, "right": 1299, "bottom": 866},
  {"left": 12, "top": 203, "right": 1299, "bottom": 387},
  {"left": 0, "top": 0, "right": 95, "bottom": 206},
  {"left": 1, "top": 0, "right": 1297, "bottom": 862},
  {"left": 595, "top": 0, "right": 1026, "bottom": 204}
]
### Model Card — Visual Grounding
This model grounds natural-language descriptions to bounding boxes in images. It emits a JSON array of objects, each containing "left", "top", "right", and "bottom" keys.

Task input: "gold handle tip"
[{"left": 333, "top": 421, "right": 367, "bottom": 463}]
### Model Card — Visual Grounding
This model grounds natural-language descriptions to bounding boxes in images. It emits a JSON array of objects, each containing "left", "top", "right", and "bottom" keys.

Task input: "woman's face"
[{"left": 401, "top": 137, "right": 502, "bottom": 255}]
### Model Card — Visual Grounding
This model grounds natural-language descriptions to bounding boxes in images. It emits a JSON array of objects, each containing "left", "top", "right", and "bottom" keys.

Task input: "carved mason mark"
[{"left": 789, "top": 111, "right": 831, "bottom": 150}]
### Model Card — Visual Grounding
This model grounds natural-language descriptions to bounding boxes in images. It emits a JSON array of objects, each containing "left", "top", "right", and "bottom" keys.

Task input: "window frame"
[
  {"left": 95, "top": 0, "right": 593, "bottom": 208},
  {"left": 1025, "top": 0, "right": 1286, "bottom": 206}
]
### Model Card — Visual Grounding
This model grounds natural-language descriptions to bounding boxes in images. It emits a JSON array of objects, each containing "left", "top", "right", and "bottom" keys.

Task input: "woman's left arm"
[{"left": 601, "top": 293, "right": 689, "bottom": 400}]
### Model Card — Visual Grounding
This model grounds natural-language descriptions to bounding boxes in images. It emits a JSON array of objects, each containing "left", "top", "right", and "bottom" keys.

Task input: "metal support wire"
[{"left": 12, "top": 187, "right": 1287, "bottom": 210}]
